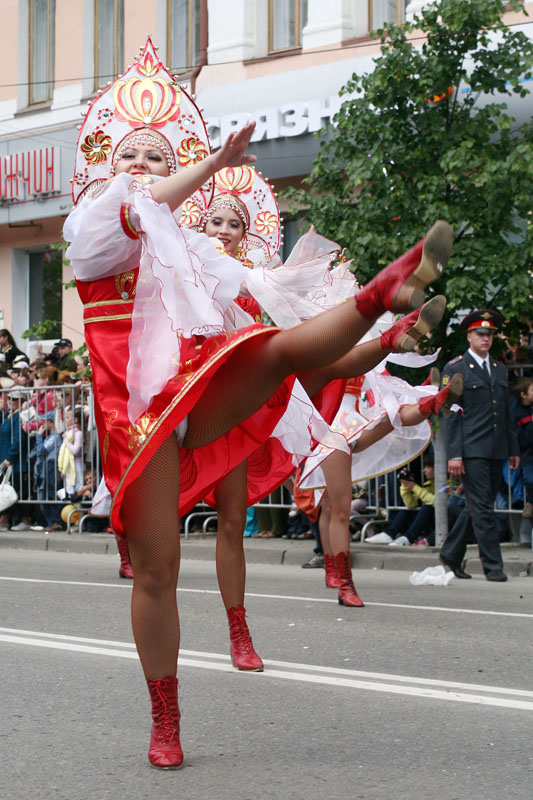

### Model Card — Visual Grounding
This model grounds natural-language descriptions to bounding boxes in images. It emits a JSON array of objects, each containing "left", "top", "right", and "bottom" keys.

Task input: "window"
[
  {"left": 29, "top": 0, "right": 55, "bottom": 105},
  {"left": 369, "top": 0, "right": 406, "bottom": 30},
  {"left": 167, "top": 0, "right": 202, "bottom": 74},
  {"left": 29, "top": 249, "right": 63, "bottom": 341},
  {"left": 94, "top": 0, "right": 124, "bottom": 90},
  {"left": 269, "top": 0, "right": 308, "bottom": 53}
]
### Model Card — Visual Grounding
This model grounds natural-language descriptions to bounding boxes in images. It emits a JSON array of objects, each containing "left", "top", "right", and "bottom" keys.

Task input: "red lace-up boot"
[
  {"left": 115, "top": 534, "right": 134, "bottom": 579},
  {"left": 324, "top": 554, "right": 341, "bottom": 588},
  {"left": 333, "top": 551, "right": 365, "bottom": 607},
  {"left": 227, "top": 605, "right": 264, "bottom": 671},
  {"left": 146, "top": 676, "right": 183, "bottom": 769},
  {"left": 355, "top": 221, "right": 453, "bottom": 318},
  {"left": 380, "top": 296, "right": 446, "bottom": 353},
  {"left": 418, "top": 373, "right": 464, "bottom": 418}
]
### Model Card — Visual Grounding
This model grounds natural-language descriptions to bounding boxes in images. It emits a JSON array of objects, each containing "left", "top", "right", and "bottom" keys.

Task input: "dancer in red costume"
[
  {"left": 191, "top": 168, "right": 459, "bottom": 654},
  {"left": 65, "top": 39, "right": 459, "bottom": 769}
]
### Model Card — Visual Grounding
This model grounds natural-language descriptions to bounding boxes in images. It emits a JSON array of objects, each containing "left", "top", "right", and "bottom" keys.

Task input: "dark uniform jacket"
[{"left": 441, "top": 351, "right": 519, "bottom": 461}]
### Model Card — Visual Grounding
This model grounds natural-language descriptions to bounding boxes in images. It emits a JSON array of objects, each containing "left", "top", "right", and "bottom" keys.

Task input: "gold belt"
[{"left": 83, "top": 298, "right": 134, "bottom": 324}]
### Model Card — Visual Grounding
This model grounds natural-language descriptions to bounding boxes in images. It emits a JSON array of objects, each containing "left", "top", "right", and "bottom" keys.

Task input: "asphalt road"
[{"left": 1, "top": 549, "right": 532, "bottom": 800}]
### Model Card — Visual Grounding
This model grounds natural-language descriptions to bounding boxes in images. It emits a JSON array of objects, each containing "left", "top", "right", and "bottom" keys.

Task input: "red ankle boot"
[
  {"left": 380, "top": 296, "right": 446, "bottom": 353},
  {"left": 227, "top": 605, "right": 264, "bottom": 671},
  {"left": 355, "top": 221, "right": 453, "bottom": 319},
  {"left": 115, "top": 534, "right": 134, "bottom": 579},
  {"left": 333, "top": 551, "right": 365, "bottom": 607},
  {"left": 146, "top": 676, "right": 183, "bottom": 769},
  {"left": 418, "top": 373, "right": 463, "bottom": 418},
  {"left": 324, "top": 554, "right": 341, "bottom": 588}
]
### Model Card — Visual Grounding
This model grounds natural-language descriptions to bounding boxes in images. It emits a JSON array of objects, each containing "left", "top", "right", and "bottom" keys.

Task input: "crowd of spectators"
[
  {"left": 0, "top": 331, "right": 102, "bottom": 533},
  {"left": 1, "top": 326, "right": 532, "bottom": 551}
]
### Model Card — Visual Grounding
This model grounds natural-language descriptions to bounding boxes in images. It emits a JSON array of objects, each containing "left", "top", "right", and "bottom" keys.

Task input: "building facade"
[{"left": 0, "top": 0, "right": 531, "bottom": 354}]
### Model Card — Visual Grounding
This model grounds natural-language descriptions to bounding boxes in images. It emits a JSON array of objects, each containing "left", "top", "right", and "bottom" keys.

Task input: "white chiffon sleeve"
[{"left": 64, "top": 174, "right": 142, "bottom": 280}]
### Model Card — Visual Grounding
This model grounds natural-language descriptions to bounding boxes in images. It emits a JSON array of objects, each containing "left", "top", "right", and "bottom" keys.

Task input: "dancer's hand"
[{"left": 213, "top": 122, "right": 257, "bottom": 171}]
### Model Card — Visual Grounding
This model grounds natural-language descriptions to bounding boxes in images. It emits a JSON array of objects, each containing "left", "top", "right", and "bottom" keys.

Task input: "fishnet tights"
[
  {"left": 121, "top": 434, "right": 181, "bottom": 680},
  {"left": 184, "top": 297, "right": 372, "bottom": 449}
]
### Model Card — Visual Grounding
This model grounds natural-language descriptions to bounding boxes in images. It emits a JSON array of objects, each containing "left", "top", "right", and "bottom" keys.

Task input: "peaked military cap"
[{"left": 460, "top": 309, "right": 502, "bottom": 333}]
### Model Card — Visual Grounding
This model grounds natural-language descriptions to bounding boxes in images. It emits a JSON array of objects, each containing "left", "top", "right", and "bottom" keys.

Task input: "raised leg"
[{"left": 184, "top": 225, "right": 452, "bottom": 449}]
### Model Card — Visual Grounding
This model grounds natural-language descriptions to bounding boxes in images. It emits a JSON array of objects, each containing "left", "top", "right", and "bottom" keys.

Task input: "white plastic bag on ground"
[{"left": 409, "top": 565, "right": 454, "bottom": 586}]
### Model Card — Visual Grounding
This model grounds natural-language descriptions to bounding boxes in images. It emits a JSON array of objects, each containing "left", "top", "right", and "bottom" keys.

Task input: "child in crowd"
[{"left": 58, "top": 407, "right": 84, "bottom": 497}]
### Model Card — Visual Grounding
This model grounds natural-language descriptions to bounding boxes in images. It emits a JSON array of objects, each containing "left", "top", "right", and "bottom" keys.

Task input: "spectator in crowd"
[
  {"left": 512, "top": 376, "right": 533, "bottom": 519},
  {"left": 31, "top": 413, "right": 63, "bottom": 531},
  {"left": 32, "top": 367, "right": 57, "bottom": 417},
  {"left": 71, "top": 470, "right": 109, "bottom": 533},
  {"left": 0, "top": 329, "right": 25, "bottom": 366},
  {"left": 52, "top": 338, "right": 78, "bottom": 373},
  {"left": 0, "top": 362, "right": 15, "bottom": 390},
  {"left": 58, "top": 407, "right": 84, "bottom": 498},
  {"left": 53, "top": 390, "right": 66, "bottom": 434},
  {"left": 8, "top": 364, "right": 32, "bottom": 387},
  {"left": 440, "top": 310, "right": 519, "bottom": 582},
  {"left": 0, "top": 389, "right": 31, "bottom": 530},
  {"left": 365, "top": 457, "right": 435, "bottom": 545}
]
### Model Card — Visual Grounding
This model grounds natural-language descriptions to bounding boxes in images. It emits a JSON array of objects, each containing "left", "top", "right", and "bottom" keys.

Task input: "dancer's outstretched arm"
[{"left": 150, "top": 123, "right": 257, "bottom": 209}]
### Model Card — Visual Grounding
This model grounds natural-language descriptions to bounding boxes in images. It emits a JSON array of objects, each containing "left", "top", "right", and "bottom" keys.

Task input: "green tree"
[{"left": 285, "top": 0, "right": 533, "bottom": 362}]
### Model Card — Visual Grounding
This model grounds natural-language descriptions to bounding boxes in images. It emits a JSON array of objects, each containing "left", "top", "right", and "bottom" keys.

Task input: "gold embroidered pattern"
[{"left": 115, "top": 271, "right": 136, "bottom": 300}]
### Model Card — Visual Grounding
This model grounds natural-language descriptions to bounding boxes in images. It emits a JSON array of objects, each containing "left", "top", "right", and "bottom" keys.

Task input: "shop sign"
[
  {"left": 0, "top": 146, "right": 60, "bottom": 204},
  {"left": 206, "top": 94, "right": 354, "bottom": 148}
]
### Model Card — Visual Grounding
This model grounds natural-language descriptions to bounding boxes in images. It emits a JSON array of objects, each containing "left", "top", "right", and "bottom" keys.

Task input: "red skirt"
[{"left": 79, "top": 271, "right": 296, "bottom": 536}]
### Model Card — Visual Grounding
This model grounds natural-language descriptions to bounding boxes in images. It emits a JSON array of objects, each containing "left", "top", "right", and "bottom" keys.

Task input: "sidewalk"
[{"left": 0, "top": 530, "right": 531, "bottom": 576}]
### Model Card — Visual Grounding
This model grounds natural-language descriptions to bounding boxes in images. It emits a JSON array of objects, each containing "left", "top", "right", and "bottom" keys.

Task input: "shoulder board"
[{"left": 448, "top": 355, "right": 463, "bottom": 365}]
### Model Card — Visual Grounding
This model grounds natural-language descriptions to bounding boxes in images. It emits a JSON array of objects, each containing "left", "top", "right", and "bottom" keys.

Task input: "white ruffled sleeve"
[{"left": 64, "top": 174, "right": 143, "bottom": 280}]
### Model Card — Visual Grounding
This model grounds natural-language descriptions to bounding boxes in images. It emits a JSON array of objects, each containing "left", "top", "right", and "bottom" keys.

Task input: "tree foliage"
[{"left": 284, "top": 0, "right": 533, "bottom": 363}]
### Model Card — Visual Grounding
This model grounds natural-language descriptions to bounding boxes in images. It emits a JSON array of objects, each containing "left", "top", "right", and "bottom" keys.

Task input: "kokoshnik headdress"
[
  {"left": 72, "top": 36, "right": 213, "bottom": 211},
  {"left": 181, "top": 165, "right": 281, "bottom": 261}
]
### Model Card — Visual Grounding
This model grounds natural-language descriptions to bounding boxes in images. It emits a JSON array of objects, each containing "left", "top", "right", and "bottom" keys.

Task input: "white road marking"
[
  {"left": 1, "top": 574, "right": 532, "bottom": 619},
  {"left": 1, "top": 627, "right": 533, "bottom": 711}
]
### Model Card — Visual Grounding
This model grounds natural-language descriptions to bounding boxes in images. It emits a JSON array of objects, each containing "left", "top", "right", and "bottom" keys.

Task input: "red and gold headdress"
[
  {"left": 181, "top": 165, "right": 281, "bottom": 260},
  {"left": 72, "top": 36, "right": 213, "bottom": 209}
]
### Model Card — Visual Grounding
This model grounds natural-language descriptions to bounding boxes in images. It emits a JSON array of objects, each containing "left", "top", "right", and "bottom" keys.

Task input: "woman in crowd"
[
  {"left": 64, "top": 39, "right": 458, "bottom": 770},
  {"left": 0, "top": 329, "right": 25, "bottom": 367}
]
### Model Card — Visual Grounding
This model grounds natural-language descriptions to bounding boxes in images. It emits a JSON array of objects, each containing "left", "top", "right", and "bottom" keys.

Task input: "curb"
[{"left": 0, "top": 531, "right": 531, "bottom": 575}]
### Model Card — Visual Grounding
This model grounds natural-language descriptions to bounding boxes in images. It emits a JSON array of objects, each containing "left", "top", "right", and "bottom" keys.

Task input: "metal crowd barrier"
[
  {"left": 0, "top": 384, "right": 101, "bottom": 533},
  {"left": 1, "top": 378, "right": 531, "bottom": 545}
]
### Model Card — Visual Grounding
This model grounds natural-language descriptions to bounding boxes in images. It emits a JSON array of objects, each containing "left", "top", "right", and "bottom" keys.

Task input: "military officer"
[{"left": 440, "top": 310, "right": 519, "bottom": 582}]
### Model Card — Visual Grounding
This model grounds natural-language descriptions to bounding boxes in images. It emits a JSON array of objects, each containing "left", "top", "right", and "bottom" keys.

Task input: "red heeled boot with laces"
[
  {"left": 227, "top": 605, "right": 264, "bottom": 671},
  {"left": 115, "top": 534, "right": 134, "bottom": 579},
  {"left": 355, "top": 221, "right": 453, "bottom": 318},
  {"left": 146, "top": 675, "right": 183, "bottom": 769},
  {"left": 418, "top": 373, "right": 463, "bottom": 418},
  {"left": 333, "top": 551, "right": 365, "bottom": 607},
  {"left": 324, "top": 554, "right": 341, "bottom": 588},
  {"left": 380, "top": 296, "right": 446, "bottom": 353}
]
